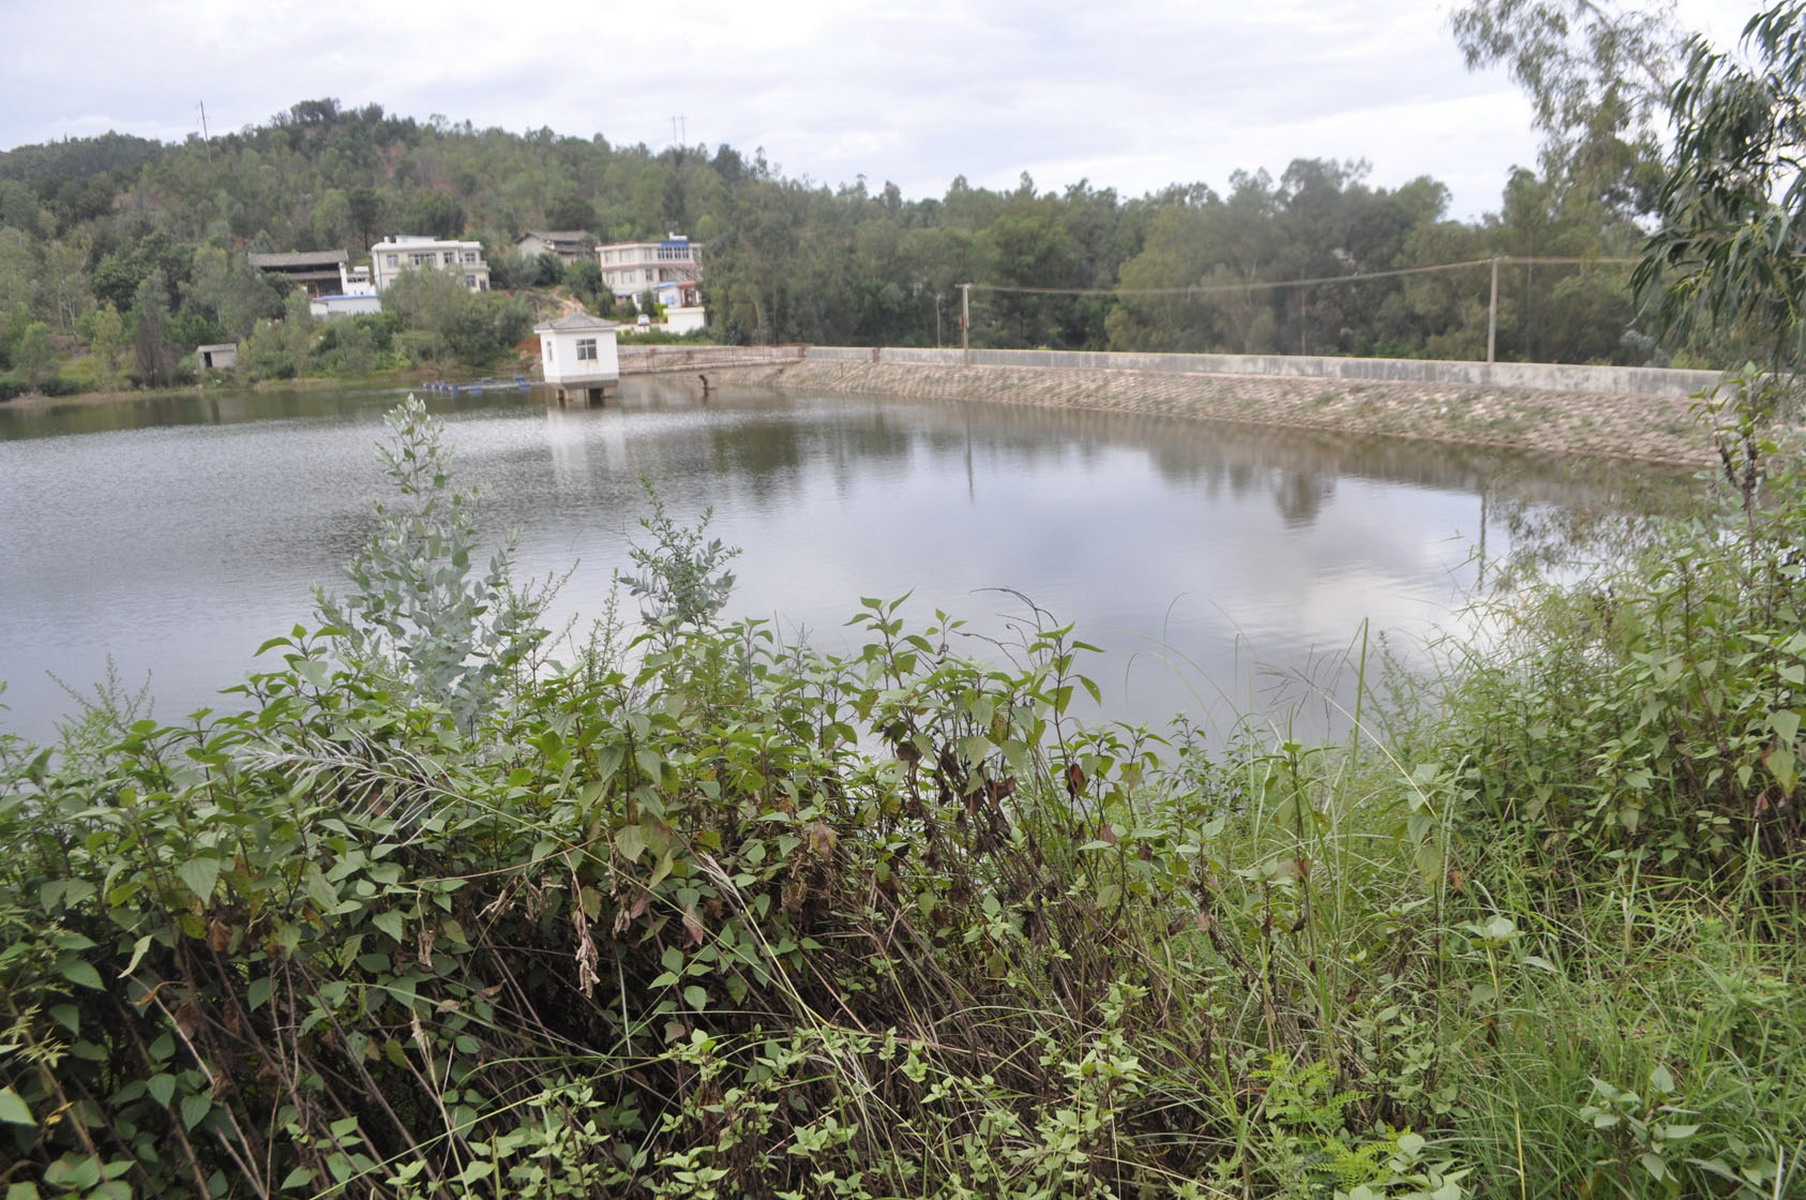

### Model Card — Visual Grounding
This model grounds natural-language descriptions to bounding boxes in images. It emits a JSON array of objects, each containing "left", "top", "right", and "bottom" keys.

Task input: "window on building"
[
  {"left": 463, "top": 251, "right": 479, "bottom": 263},
  {"left": 576, "top": 338, "right": 598, "bottom": 361},
  {"left": 442, "top": 252, "right": 455, "bottom": 265},
  {"left": 466, "top": 275, "right": 477, "bottom": 288},
  {"left": 386, "top": 254, "right": 399, "bottom": 267}
]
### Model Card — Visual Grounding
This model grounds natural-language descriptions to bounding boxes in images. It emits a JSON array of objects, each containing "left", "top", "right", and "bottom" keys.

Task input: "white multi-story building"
[
  {"left": 368, "top": 235, "right": 491, "bottom": 293},
  {"left": 596, "top": 234, "right": 701, "bottom": 306}
]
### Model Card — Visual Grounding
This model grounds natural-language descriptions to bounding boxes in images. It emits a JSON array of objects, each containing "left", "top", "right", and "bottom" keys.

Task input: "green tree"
[
  {"left": 183, "top": 247, "right": 284, "bottom": 341},
  {"left": 85, "top": 303, "right": 128, "bottom": 390},
  {"left": 1637, "top": 1, "right": 1806, "bottom": 375},
  {"left": 402, "top": 190, "right": 465, "bottom": 239},
  {"left": 566, "top": 257, "right": 605, "bottom": 309},
  {"left": 309, "top": 187, "right": 354, "bottom": 249},
  {"left": 543, "top": 191, "right": 597, "bottom": 232},
  {"left": 1451, "top": 0, "right": 1679, "bottom": 215},
  {"left": 347, "top": 185, "right": 383, "bottom": 249},
  {"left": 0, "top": 227, "right": 35, "bottom": 319},
  {"left": 131, "top": 269, "right": 181, "bottom": 388},
  {"left": 38, "top": 239, "right": 91, "bottom": 334},
  {"left": 13, "top": 320, "right": 57, "bottom": 388},
  {"left": 1105, "top": 201, "right": 1224, "bottom": 352},
  {"left": 0, "top": 179, "right": 42, "bottom": 230}
]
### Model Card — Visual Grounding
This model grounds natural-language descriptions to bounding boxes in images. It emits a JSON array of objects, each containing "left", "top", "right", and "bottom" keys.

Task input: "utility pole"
[
  {"left": 1487, "top": 257, "right": 1499, "bottom": 365},
  {"left": 959, "top": 283, "right": 971, "bottom": 366}
]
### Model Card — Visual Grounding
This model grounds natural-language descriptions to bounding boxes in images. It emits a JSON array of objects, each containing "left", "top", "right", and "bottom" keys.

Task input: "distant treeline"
[{"left": 0, "top": 95, "right": 1731, "bottom": 393}]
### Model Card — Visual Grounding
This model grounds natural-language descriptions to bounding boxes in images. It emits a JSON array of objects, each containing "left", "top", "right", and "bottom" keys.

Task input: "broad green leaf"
[
  {"left": 957, "top": 735, "right": 992, "bottom": 763},
  {"left": 1767, "top": 745, "right": 1798, "bottom": 792},
  {"left": 373, "top": 910, "right": 405, "bottom": 943},
  {"left": 616, "top": 824, "right": 649, "bottom": 863},
  {"left": 58, "top": 959, "right": 103, "bottom": 990},
  {"left": 120, "top": 934, "right": 154, "bottom": 980},
  {"left": 0, "top": 1087, "right": 34, "bottom": 1126},
  {"left": 146, "top": 1073, "right": 176, "bottom": 1107}
]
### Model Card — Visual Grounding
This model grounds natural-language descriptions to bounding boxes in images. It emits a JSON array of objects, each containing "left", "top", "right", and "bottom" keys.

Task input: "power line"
[{"left": 969, "top": 255, "right": 1638, "bottom": 298}]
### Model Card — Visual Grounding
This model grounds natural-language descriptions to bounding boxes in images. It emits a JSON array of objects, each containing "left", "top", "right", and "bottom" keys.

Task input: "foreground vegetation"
[
  {"left": 0, "top": 393, "right": 1801, "bottom": 1200},
  {"left": 4, "top": 4, "right": 1803, "bottom": 1194}
]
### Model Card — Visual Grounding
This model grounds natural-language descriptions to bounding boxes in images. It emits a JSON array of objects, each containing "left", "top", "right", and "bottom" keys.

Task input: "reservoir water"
[{"left": 0, "top": 378, "right": 1689, "bottom": 745}]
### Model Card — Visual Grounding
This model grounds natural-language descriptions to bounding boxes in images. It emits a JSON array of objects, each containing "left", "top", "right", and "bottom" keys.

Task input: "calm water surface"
[{"left": 0, "top": 379, "right": 1689, "bottom": 744}]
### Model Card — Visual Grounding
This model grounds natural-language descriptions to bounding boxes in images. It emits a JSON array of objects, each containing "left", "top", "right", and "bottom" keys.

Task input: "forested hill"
[{"left": 0, "top": 96, "right": 1688, "bottom": 374}]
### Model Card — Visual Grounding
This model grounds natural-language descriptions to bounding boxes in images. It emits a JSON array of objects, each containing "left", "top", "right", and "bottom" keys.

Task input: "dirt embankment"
[{"left": 704, "top": 359, "right": 1719, "bottom": 467}]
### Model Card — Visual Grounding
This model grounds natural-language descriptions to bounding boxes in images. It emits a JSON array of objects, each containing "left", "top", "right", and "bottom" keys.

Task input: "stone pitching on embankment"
[{"left": 699, "top": 359, "right": 1720, "bottom": 467}]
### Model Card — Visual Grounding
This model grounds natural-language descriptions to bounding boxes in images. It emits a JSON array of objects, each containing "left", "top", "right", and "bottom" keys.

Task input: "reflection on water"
[{"left": 0, "top": 378, "right": 1696, "bottom": 744}]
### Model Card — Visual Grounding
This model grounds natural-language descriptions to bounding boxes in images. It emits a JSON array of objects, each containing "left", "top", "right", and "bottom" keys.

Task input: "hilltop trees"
[{"left": 0, "top": 59, "right": 1745, "bottom": 393}]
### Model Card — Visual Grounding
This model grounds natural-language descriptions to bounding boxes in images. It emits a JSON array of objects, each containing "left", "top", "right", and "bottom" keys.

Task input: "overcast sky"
[{"left": 0, "top": 0, "right": 1763, "bottom": 221}]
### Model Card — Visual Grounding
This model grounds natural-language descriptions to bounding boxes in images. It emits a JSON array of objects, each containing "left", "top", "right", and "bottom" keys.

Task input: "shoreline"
[
  {"left": 5, "top": 358, "right": 1729, "bottom": 467},
  {"left": 701, "top": 358, "right": 1722, "bottom": 467},
  {"left": 0, "top": 370, "right": 439, "bottom": 413}
]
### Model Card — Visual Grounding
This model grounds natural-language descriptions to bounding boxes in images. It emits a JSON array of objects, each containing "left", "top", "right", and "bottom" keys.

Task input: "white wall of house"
[
  {"left": 311, "top": 294, "right": 384, "bottom": 319},
  {"left": 368, "top": 235, "right": 491, "bottom": 293},
  {"left": 537, "top": 318, "right": 621, "bottom": 385},
  {"left": 339, "top": 263, "right": 377, "bottom": 296}
]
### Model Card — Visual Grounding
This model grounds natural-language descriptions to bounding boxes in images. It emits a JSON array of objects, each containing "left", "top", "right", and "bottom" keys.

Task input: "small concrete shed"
[
  {"left": 196, "top": 343, "right": 238, "bottom": 371},
  {"left": 534, "top": 311, "right": 620, "bottom": 405}
]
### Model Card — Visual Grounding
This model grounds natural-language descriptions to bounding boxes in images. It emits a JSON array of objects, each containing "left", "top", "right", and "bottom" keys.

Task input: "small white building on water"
[{"left": 535, "top": 311, "right": 620, "bottom": 405}]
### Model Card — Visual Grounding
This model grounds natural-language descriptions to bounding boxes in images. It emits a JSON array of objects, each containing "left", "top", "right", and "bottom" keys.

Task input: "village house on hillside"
[
  {"left": 515, "top": 230, "right": 596, "bottom": 265},
  {"left": 597, "top": 233, "right": 706, "bottom": 332},
  {"left": 597, "top": 234, "right": 701, "bottom": 304},
  {"left": 247, "top": 250, "right": 382, "bottom": 318},
  {"left": 368, "top": 235, "right": 491, "bottom": 292},
  {"left": 247, "top": 250, "right": 352, "bottom": 299}
]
